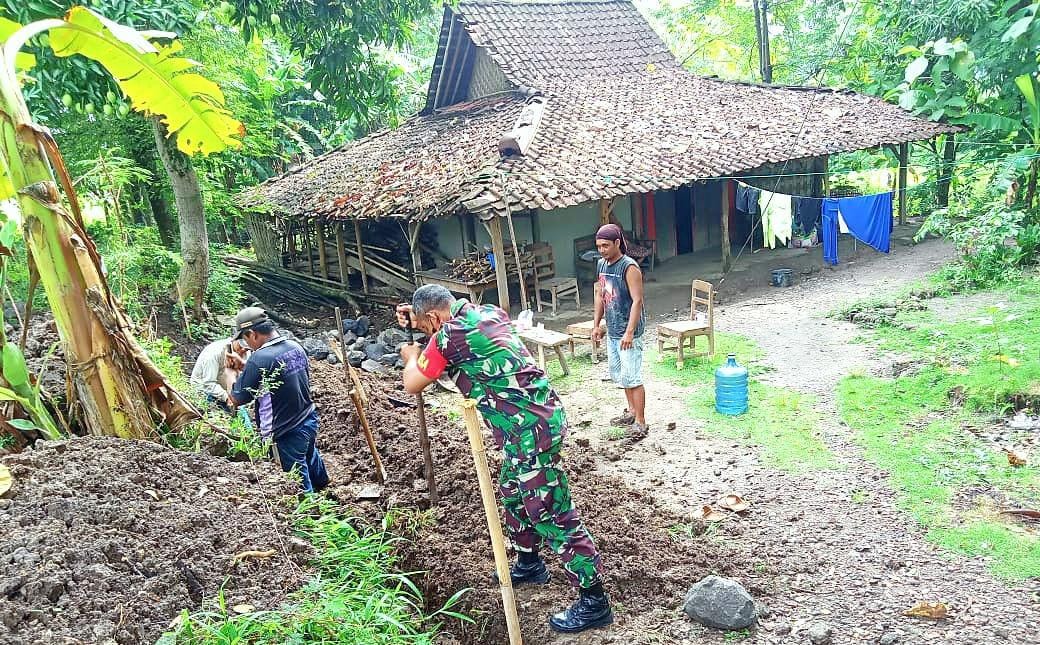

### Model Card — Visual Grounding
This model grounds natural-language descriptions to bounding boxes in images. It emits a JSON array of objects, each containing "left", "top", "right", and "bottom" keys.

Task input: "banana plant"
[{"left": 0, "top": 7, "right": 242, "bottom": 438}]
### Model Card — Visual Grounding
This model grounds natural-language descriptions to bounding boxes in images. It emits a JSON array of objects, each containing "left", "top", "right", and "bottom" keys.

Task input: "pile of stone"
[{"left": 295, "top": 315, "right": 427, "bottom": 375}]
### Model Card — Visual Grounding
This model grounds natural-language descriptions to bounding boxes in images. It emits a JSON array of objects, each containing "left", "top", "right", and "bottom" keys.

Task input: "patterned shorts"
[{"left": 606, "top": 335, "right": 644, "bottom": 388}]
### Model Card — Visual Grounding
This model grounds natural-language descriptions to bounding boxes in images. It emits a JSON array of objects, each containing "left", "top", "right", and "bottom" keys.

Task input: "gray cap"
[{"left": 232, "top": 306, "right": 270, "bottom": 339}]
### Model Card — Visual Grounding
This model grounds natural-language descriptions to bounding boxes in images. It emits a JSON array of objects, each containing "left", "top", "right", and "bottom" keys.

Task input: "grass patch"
[
  {"left": 837, "top": 275, "right": 1040, "bottom": 579},
  {"left": 840, "top": 371, "right": 1040, "bottom": 579},
  {"left": 652, "top": 332, "right": 834, "bottom": 473},
  {"left": 162, "top": 497, "right": 469, "bottom": 644}
]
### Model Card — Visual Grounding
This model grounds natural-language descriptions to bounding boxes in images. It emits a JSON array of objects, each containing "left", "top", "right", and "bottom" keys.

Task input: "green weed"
[
  {"left": 838, "top": 277, "right": 1040, "bottom": 578},
  {"left": 161, "top": 497, "right": 471, "bottom": 644},
  {"left": 724, "top": 629, "right": 752, "bottom": 641},
  {"left": 603, "top": 426, "right": 627, "bottom": 441},
  {"left": 850, "top": 489, "right": 869, "bottom": 504}
]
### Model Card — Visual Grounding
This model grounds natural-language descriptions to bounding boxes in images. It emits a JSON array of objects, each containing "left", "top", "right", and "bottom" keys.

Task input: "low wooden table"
[
  {"left": 565, "top": 320, "right": 606, "bottom": 363},
  {"left": 518, "top": 327, "right": 571, "bottom": 376}
]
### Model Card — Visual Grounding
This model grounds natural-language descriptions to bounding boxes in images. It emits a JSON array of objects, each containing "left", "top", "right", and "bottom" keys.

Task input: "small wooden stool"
[
  {"left": 566, "top": 320, "right": 606, "bottom": 363},
  {"left": 518, "top": 327, "right": 571, "bottom": 376}
]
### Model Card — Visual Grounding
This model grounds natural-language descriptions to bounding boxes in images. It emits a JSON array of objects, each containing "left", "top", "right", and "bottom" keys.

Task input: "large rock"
[
  {"left": 355, "top": 315, "right": 371, "bottom": 338},
  {"left": 300, "top": 337, "right": 330, "bottom": 360},
  {"left": 326, "top": 353, "right": 341, "bottom": 366},
  {"left": 347, "top": 351, "right": 365, "bottom": 368},
  {"left": 361, "top": 358, "right": 388, "bottom": 374},
  {"left": 364, "top": 342, "right": 390, "bottom": 361},
  {"left": 683, "top": 576, "right": 757, "bottom": 631},
  {"left": 379, "top": 352, "right": 399, "bottom": 367},
  {"left": 379, "top": 327, "right": 411, "bottom": 347}
]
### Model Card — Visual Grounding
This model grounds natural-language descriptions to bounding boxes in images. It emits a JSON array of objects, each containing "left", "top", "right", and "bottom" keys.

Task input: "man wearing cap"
[
  {"left": 225, "top": 306, "right": 329, "bottom": 493},
  {"left": 396, "top": 285, "right": 612, "bottom": 634},
  {"left": 592, "top": 223, "right": 647, "bottom": 436}
]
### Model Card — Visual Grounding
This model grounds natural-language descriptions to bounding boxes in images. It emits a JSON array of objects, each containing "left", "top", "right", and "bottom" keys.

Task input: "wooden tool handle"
[
  {"left": 406, "top": 308, "right": 439, "bottom": 506},
  {"left": 336, "top": 306, "right": 385, "bottom": 483},
  {"left": 460, "top": 399, "right": 523, "bottom": 645},
  {"left": 351, "top": 390, "right": 386, "bottom": 483}
]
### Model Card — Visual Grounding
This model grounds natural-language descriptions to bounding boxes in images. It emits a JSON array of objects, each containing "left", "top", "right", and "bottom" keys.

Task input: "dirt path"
[{"left": 561, "top": 238, "right": 1040, "bottom": 644}]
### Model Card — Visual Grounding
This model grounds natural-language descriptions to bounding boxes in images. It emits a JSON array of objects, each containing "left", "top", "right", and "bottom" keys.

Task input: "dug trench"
[{"left": 309, "top": 361, "right": 760, "bottom": 643}]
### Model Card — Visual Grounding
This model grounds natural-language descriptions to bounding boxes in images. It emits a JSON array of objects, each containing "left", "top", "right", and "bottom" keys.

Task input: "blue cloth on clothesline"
[
  {"left": 821, "top": 199, "right": 840, "bottom": 265},
  {"left": 821, "top": 192, "right": 894, "bottom": 265}
]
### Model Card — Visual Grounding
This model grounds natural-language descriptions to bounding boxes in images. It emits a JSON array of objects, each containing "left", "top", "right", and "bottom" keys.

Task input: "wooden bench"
[
  {"left": 565, "top": 319, "right": 606, "bottom": 363},
  {"left": 517, "top": 327, "right": 571, "bottom": 376}
]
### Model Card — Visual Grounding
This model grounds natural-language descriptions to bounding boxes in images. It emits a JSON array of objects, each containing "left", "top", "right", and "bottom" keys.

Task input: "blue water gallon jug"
[{"left": 715, "top": 354, "right": 749, "bottom": 415}]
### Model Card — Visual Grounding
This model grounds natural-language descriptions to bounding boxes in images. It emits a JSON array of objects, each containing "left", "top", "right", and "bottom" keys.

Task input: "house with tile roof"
[{"left": 241, "top": 0, "right": 955, "bottom": 311}]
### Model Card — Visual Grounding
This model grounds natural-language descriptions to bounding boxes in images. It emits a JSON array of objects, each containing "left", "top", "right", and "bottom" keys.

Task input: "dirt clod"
[{"left": 0, "top": 437, "right": 307, "bottom": 645}]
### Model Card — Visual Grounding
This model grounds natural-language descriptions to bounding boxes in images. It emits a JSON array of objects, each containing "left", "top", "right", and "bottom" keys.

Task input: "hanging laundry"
[
  {"left": 759, "top": 189, "right": 793, "bottom": 249},
  {"left": 792, "top": 197, "right": 823, "bottom": 235},
  {"left": 837, "top": 192, "right": 893, "bottom": 254},
  {"left": 821, "top": 199, "right": 840, "bottom": 265},
  {"left": 821, "top": 192, "right": 894, "bottom": 265},
  {"left": 736, "top": 184, "right": 761, "bottom": 215}
]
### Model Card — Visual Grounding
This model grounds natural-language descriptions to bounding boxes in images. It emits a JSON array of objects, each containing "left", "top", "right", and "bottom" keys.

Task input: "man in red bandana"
[{"left": 592, "top": 224, "right": 647, "bottom": 436}]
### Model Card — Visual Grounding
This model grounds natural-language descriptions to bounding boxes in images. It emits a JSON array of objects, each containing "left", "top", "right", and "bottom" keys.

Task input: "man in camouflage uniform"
[{"left": 397, "top": 285, "right": 612, "bottom": 634}]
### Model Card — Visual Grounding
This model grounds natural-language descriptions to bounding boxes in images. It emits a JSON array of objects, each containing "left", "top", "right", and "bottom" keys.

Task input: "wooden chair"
[
  {"left": 527, "top": 243, "right": 580, "bottom": 315},
  {"left": 657, "top": 279, "right": 715, "bottom": 369}
]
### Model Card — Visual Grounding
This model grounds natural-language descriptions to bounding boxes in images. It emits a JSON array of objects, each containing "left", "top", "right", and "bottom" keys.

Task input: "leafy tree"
[
  {"left": 220, "top": 0, "right": 437, "bottom": 127},
  {"left": 1, "top": 7, "right": 241, "bottom": 438}
]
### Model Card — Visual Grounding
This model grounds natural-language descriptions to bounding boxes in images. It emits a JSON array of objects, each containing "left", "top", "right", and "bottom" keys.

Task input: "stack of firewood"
[{"left": 445, "top": 253, "right": 496, "bottom": 283}]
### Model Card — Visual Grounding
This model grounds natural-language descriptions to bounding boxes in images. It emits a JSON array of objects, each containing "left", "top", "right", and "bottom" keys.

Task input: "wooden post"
[
  {"left": 316, "top": 219, "right": 329, "bottom": 280},
  {"left": 599, "top": 198, "right": 611, "bottom": 226},
  {"left": 459, "top": 214, "right": 471, "bottom": 252},
  {"left": 408, "top": 220, "right": 423, "bottom": 275},
  {"left": 353, "top": 218, "right": 369, "bottom": 294},
  {"left": 822, "top": 156, "right": 831, "bottom": 196},
  {"left": 721, "top": 180, "right": 733, "bottom": 273},
  {"left": 531, "top": 210, "right": 541, "bottom": 243},
  {"left": 335, "top": 223, "right": 350, "bottom": 286},
  {"left": 460, "top": 399, "right": 524, "bottom": 645},
  {"left": 898, "top": 142, "right": 909, "bottom": 225},
  {"left": 305, "top": 222, "right": 315, "bottom": 275},
  {"left": 632, "top": 192, "right": 644, "bottom": 238},
  {"left": 488, "top": 215, "right": 510, "bottom": 313},
  {"left": 938, "top": 134, "right": 956, "bottom": 207}
]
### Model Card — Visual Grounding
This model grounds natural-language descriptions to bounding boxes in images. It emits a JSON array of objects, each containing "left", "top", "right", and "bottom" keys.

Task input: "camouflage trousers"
[{"left": 498, "top": 442, "right": 603, "bottom": 588}]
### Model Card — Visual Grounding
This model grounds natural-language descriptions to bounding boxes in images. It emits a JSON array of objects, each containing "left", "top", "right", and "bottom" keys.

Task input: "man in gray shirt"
[{"left": 592, "top": 224, "right": 647, "bottom": 436}]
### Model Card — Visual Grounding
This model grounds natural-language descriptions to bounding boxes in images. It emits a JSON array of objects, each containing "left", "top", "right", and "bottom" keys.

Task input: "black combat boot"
[
  {"left": 491, "top": 551, "right": 550, "bottom": 586},
  {"left": 548, "top": 583, "right": 613, "bottom": 633}
]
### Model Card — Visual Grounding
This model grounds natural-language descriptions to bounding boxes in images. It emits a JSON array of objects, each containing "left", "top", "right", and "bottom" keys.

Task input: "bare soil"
[
  {"left": 569, "top": 237, "right": 1040, "bottom": 644},
  {"left": 309, "top": 361, "right": 758, "bottom": 643},
  {"left": 0, "top": 437, "right": 309, "bottom": 645}
]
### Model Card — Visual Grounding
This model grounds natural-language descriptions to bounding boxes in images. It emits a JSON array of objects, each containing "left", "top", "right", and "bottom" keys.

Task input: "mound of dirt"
[
  {"left": 310, "top": 362, "right": 748, "bottom": 643},
  {"left": 0, "top": 437, "right": 309, "bottom": 645}
]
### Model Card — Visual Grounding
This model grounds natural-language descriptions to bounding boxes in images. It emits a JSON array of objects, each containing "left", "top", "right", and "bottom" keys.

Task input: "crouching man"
[
  {"left": 396, "top": 285, "right": 612, "bottom": 634},
  {"left": 225, "top": 307, "right": 329, "bottom": 493}
]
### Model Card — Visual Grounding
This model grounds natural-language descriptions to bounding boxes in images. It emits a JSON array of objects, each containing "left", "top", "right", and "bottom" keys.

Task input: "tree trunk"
[
  {"left": 0, "top": 52, "right": 197, "bottom": 438},
  {"left": 1027, "top": 158, "right": 1038, "bottom": 211},
  {"left": 151, "top": 118, "right": 208, "bottom": 315},
  {"left": 149, "top": 188, "right": 177, "bottom": 248}
]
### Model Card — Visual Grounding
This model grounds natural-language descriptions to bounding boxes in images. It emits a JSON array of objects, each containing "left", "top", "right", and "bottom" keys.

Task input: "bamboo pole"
[
  {"left": 460, "top": 399, "right": 523, "bottom": 645},
  {"left": 502, "top": 181, "right": 528, "bottom": 309},
  {"left": 353, "top": 218, "right": 370, "bottom": 294},
  {"left": 336, "top": 307, "right": 385, "bottom": 483}
]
